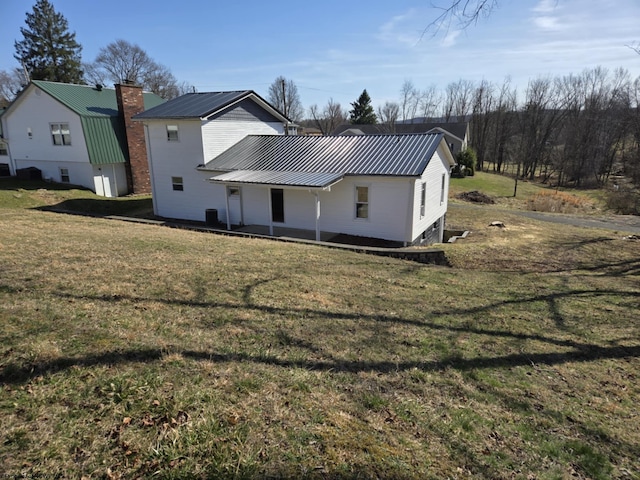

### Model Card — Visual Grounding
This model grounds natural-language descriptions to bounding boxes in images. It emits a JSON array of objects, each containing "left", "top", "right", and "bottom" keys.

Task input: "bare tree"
[
  {"left": 418, "top": 84, "right": 441, "bottom": 121},
  {"left": 399, "top": 80, "right": 420, "bottom": 122},
  {"left": 424, "top": 0, "right": 500, "bottom": 36},
  {"left": 470, "top": 79, "right": 495, "bottom": 171},
  {"left": 443, "top": 79, "right": 475, "bottom": 121},
  {"left": 86, "top": 39, "right": 189, "bottom": 99},
  {"left": 377, "top": 101, "right": 400, "bottom": 132},
  {"left": 0, "top": 69, "right": 26, "bottom": 105},
  {"left": 309, "top": 98, "right": 347, "bottom": 135},
  {"left": 267, "top": 76, "right": 304, "bottom": 123}
]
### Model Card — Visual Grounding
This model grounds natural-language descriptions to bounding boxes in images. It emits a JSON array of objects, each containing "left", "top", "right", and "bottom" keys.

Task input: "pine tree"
[
  {"left": 14, "top": 0, "right": 83, "bottom": 83},
  {"left": 349, "top": 89, "right": 377, "bottom": 125}
]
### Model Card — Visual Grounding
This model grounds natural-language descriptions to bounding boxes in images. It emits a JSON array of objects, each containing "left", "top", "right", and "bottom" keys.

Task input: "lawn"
[{"left": 1, "top": 179, "right": 639, "bottom": 479}]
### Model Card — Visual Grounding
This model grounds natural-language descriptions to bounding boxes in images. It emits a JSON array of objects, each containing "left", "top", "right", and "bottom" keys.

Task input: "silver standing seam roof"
[
  {"left": 202, "top": 133, "right": 452, "bottom": 188},
  {"left": 132, "top": 90, "right": 287, "bottom": 120}
]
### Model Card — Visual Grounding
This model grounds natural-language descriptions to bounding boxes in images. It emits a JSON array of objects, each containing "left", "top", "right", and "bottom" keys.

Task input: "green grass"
[
  {"left": 450, "top": 171, "right": 606, "bottom": 212},
  {"left": 1, "top": 179, "right": 639, "bottom": 478}
]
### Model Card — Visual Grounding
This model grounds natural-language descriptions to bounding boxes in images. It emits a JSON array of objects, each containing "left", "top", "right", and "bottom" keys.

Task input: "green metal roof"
[{"left": 31, "top": 80, "right": 165, "bottom": 164}]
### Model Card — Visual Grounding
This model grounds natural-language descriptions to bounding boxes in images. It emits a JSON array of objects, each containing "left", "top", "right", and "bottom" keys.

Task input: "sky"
[{"left": 2, "top": 0, "right": 640, "bottom": 114}]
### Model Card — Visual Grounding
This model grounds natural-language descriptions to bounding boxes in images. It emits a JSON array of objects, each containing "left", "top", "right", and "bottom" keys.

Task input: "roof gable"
[
  {"left": 132, "top": 90, "right": 289, "bottom": 122},
  {"left": 30, "top": 80, "right": 165, "bottom": 117},
  {"left": 202, "top": 133, "right": 454, "bottom": 177}
]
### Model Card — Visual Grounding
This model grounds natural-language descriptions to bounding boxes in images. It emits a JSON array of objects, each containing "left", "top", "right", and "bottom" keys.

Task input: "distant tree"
[
  {"left": 349, "top": 89, "right": 377, "bottom": 124},
  {"left": 85, "top": 40, "right": 189, "bottom": 99},
  {"left": 14, "top": 0, "right": 83, "bottom": 83},
  {"left": 377, "top": 101, "right": 400, "bottom": 132},
  {"left": 267, "top": 76, "right": 304, "bottom": 122},
  {"left": 309, "top": 98, "right": 347, "bottom": 135},
  {"left": 0, "top": 69, "right": 26, "bottom": 105}
]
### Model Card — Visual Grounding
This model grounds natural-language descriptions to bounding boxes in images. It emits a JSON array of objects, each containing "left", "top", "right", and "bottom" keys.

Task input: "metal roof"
[
  {"left": 210, "top": 170, "right": 344, "bottom": 188},
  {"left": 132, "top": 90, "right": 289, "bottom": 121},
  {"left": 332, "top": 121, "right": 469, "bottom": 141},
  {"left": 202, "top": 133, "right": 451, "bottom": 178},
  {"left": 32, "top": 80, "right": 165, "bottom": 117},
  {"left": 21, "top": 81, "right": 165, "bottom": 165}
]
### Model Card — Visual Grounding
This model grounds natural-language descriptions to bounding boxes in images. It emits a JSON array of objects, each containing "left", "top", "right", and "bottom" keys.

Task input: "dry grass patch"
[{"left": 1, "top": 206, "right": 639, "bottom": 479}]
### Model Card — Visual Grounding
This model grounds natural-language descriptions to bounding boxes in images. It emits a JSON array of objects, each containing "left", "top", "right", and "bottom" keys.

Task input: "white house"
[
  {"left": 133, "top": 90, "right": 289, "bottom": 221},
  {"left": 134, "top": 92, "right": 456, "bottom": 245},
  {"left": 0, "top": 80, "right": 165, "bottom": 196}
]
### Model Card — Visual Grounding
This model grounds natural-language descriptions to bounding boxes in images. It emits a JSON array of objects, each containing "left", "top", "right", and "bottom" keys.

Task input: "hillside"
[{"left": 0, "top": 177, "right": 639, "bottom": 478}]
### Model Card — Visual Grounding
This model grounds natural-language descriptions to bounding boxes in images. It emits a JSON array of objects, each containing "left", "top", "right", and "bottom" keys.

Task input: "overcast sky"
[{"left": 2, "top": 0, "right": 640, "bottom": 113}]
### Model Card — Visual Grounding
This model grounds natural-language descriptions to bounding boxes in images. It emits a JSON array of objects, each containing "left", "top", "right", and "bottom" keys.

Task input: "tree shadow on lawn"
[{"left": 2, "top": 285, "right": 639, "bottom": 385}]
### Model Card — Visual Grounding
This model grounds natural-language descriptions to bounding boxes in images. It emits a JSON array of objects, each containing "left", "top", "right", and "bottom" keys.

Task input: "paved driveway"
[{"left": 449, "top": 203, "right": 640, "bottom": 234}]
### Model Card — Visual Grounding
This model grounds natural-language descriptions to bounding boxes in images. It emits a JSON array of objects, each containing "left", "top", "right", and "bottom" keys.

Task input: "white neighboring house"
[
  {"left": 135, "top": 91, "right": 456, "bottom": 245},
  {"left": 0, "top": 80, "right": 165, "bottom": 196}
]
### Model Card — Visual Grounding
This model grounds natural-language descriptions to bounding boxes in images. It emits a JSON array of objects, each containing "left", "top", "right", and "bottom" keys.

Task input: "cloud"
[
  {"left": 533, "top": 16, "right": 561, "bottom": 30},
  {"left": 441, "top": 30, "right": 461, "bottom": 47},
  {"left": 377, "top": 9, "right": 421, "bottom": 47},
  {"left": 530, "top": 0, "right": 565, "bottom": 31},
  {"left": 532, "top": 0, "right": 558, "bottom": 13}
]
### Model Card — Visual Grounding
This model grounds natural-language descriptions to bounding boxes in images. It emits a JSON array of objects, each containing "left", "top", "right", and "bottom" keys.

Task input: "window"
[
  {"left": 355, "top": 186, "right": 369, "bottom": 219},
  {"left": 228, "top": 187, "right": 240, "bottom": 196},
  {"left": 27, "top": 127, "right": 32, "bottom": 139},
  {"left": 60, "top": 168, "right": 70, "bottom": 183},
  {"left": 167, "top": 125, "right": 179, "bottom": 142},
  {"left": 171, "top": 176, "right": 184, "bottom": 191},
  {"left": 51, "top": 123, "right": 71, "bottom": 145},
  {"left": 0, "top": 141, "right": 7, "bottom": 156},
  {"left": 420, "top": 182, "right": 426, "bottom": 218},
  {"left": 440, "top": 174, "right": 446, "bottom": 204}
]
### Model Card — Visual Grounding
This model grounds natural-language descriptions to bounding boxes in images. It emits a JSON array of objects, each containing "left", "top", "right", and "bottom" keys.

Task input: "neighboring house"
[
  {"left": 0, "top": 80, "right": 165, "bottom": 196},
  {"left": 332, "top": 122, "right": 469, "bottom": 156},
  {"left": 132, "top": 90, "right": 289, "bottom": 222}
]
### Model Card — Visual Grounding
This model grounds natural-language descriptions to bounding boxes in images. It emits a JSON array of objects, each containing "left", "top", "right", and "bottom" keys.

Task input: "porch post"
[
  {"left": 224, "top": 185, "right": 231, "bottom": 230},
  {"left": 314, "top": 191, "right": 321, "bottom": 242},
  {"left": 268, "top": 187, "right": 274, "bottom": 236}
]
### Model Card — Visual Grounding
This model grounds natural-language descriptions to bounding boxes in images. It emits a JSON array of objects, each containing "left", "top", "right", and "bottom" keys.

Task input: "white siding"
[
  {"left": 15, "top": 158, "right": 95, "bottom": 189},
  {"left": 4, "top": 86, "right": 90, "bottom": 165},
  {"left": 93, "top": 164, "right": 128, "bottom": 197},
  {"left": 408, "top": 144, "right": 452, "bottom": 243},
  {"left": 201, "top": 120, "right": 283, "bottom": 161},
  {"left": 145, "top": 118, "right": 283, "bottom": 221}
]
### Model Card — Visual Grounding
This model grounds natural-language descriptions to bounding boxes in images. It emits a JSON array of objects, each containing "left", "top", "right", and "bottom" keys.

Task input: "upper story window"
[
  {"left": 440, "top": 173, "right": 446, "bottom": 204},
  {"left": 355, "top": 186, "right": 369, "bottom": 219},
  {"left": 51, "top": 123, "right": 71, "bottom": 146},
  {"left": 0, "top": 141, "right": 7, "bottom": 156},
  {"left": 420, "top": 182, "right": 426, "bottom": 218},
  {"left": 167, "top": 125, "right": 179, "bottom": 142}
]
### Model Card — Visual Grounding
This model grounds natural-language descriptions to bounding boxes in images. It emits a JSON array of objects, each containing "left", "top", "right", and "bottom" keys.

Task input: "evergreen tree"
[
  {"left": 14, "top": 0, "right": 83, "bottom": 83},
  {"left": 349, "top": 89, "right": 377, "bottom": 124}
]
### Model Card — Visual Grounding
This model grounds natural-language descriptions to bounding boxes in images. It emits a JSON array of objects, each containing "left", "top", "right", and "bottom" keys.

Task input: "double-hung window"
[
  {"left": 167, "top": 125, "right": 179, "bottom": 142},
  {"left": 60, "top": 168, "right": 70, "bottom": 183},
  {"left": 420, "top": 182, "right": 426, "bottom": 218},
  {"left": 51, "top": 123, "right": 71, "bottom": 145},
  {"left": 355, "top": 186, "right": 369, "bottom": 219},
  {"left": 0, "top": 141, "right": 7, "bottom": 156},
  {"left": 172, "top": 176, "right": 184, "bottom": 191}
]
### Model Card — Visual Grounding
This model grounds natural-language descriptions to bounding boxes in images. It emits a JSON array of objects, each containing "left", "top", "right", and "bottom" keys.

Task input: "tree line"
[{"left": 1, "top": 0, "right": 193, "bottom": 103}]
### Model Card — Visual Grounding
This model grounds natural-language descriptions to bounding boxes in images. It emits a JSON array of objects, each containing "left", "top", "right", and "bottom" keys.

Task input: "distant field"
[{"left": 1, "top": 177, "right": 639, "bottom": 478}]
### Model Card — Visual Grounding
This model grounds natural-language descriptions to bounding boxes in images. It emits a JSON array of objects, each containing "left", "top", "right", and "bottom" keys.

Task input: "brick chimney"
[{"left": 115, "top": 82, "right": 150, "bottom": 194}]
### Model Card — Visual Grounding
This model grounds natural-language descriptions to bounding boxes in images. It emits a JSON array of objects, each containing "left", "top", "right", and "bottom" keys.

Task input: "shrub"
[
  {"left": 605, "top": 189, "right": 640, "bottom": 215},
  {"left": 455, "top": 148, "right": 477, "bottom": 177},
  {"left": 527, "top": 191, "right": 593, "bottom": 214}
]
